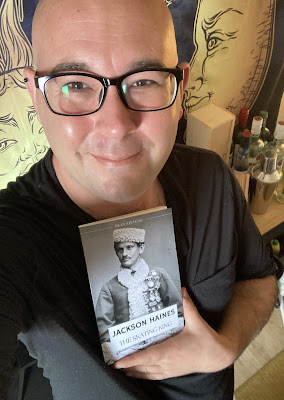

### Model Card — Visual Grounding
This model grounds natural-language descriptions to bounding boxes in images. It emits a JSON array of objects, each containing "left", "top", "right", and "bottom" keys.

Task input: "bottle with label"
[
  {"left": 271, "top": 239, "right": 280, "bottom": 256},
  {"left": 233, "top": 108, "right": 250, "bottom": 145},
  {"left": 275, "top": 171, "right": 284, "bottom": 204},
  {"left": 259, "top": 110, "right": 273, "bottom": 143},
  {"left": 266, "top": 121, "right": 284, "bottom": 173},
  {"left": 248, "top": 116, "right": 264, "bottom": 172},
  {"left": 233, "top": 130, "right": 251, "bottom": 173},
  {"left": 249, "top": 151, "right": 281, "bottom": 214},
  {"left": 231, "top": 108, "right": 249, "bottom": 166}
]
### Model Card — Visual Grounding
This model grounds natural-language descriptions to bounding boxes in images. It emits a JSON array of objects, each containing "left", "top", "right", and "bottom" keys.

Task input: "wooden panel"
[
  {"left": 234, "top": 308, "right": 284, "bottom": 390},
  {"left": 186, "top": 103, "right": 235, "bottom": 164},
  {"left": 251, "top": 197, "right": 284, "bottom": 236}
]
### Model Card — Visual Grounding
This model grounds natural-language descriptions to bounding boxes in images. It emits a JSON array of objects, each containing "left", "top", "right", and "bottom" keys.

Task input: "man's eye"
[
  {"left": 62, "top": 81, "right": 87, "bottom": 94},
  {"left": 132, "top": 80, "right": 156, "bottom": 88}
]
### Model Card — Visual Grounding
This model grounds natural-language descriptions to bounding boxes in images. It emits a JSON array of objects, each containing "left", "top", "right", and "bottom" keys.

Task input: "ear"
[
  {"left": 179, "top": 62, "right": 190, "bottom": 93},
  {"left": 138, "top": 243, "right": 145, "bottom": 255},
  {"left": 24, "top": 67, "right": 42, "bottom": 124},
  {"left": 178, "top": 62, "right": 190, "bottom": 119}
]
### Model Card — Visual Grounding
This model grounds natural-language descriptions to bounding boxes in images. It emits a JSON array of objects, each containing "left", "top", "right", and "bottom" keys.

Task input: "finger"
[
  {"left": 181, "top": 287, "right": 204, "bottom": 330},
  {"left": 121, "top": 363, "right": 162, "bottom": 375},
  {"left": 114, "top": 346, "right": 158, "bottom": 369},
  {"left": 124, "top": 369, "right": 165, "bottom": 380}
]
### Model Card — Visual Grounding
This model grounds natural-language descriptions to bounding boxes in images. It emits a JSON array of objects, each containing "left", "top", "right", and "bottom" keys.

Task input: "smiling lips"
[{"left": 91, "top": 151, "right": 140, "bottom": 167}]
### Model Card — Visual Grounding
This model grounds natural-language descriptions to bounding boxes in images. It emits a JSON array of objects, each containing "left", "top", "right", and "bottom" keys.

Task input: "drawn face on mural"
[
  {"left": 0, "top": 0, "right": 49, "bottom": 189},
  {"left": 0, "top": 76, "right": 48, "bottom": 184},
  {"left": 184, "top": 0, "right": 275, "bottom": 114}
]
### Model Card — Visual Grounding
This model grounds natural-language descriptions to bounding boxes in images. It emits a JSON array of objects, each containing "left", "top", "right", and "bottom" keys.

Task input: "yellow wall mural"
[
  {"left": 0, "top": 0, "right": 282, "bottom": 189},
  {"left": 0, "top": 0, "right": 49, "bottom": 189},
  {"left": 184, "top": 0, "right": 276, "bottom": 115}
]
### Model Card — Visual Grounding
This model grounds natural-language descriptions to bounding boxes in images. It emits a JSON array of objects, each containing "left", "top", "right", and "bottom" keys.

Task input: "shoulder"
[
  {"left": 162, "top": 144, "right": 232, "bottom": 190},
  {"left": 162, "top": 144, "right": 239, "bottom": 205},
  {"left": 170, "top": 143, "right": 223, "bottom": 168},
  {"left": 101, "top": 275, "right": 121, "bottom": 291},
  {"left": 1, "top": 149, "right": 53, "bottom": 199}
]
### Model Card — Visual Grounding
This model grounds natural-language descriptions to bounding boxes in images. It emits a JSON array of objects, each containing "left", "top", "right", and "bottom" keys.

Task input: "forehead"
[
  {"left": 115, "top": 242, "right": 138, "bottom": 249},
  {"left": 33, "top": 0, "right": 177, "bottom": 76}
]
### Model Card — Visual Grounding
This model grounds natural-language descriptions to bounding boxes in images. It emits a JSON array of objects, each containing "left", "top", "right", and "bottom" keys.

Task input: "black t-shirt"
[{"left": 0, "top": 144, "right": 275, "bottom": 399}]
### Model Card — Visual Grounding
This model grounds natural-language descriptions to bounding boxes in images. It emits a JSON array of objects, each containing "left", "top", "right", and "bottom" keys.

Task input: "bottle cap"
[
  {"left": 274, "top": 121, "right": 284, "bottom": 140},
  {"left": 240, "top": 107, "right": 249, "bottom": 115},
  {"left": 238, "top": 108, "right": 249, "bottom": 128},
  {"left": 261, "top": 150, "right": 277, "bottom": 174},
  {"left": 271, "top": 239, "right": 280, "bottom": 255},
  {"left": 259, "top": 110, "right": 268, "bottom": 120},
  {"left": 251, "top": 116, "right": 263, "bottom": 136},
  {"left": 240, "top": 131, "right": 251, "bottom": 149}
]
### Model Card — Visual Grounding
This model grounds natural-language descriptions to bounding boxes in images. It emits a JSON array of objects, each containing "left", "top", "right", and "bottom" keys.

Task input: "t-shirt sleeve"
[{"left": 226, "top": 165, "right": 276, "bottom": 281}]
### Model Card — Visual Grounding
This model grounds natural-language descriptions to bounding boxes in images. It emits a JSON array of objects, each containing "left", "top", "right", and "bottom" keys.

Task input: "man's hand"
[
  {"left": 113, "top": 288, "right": 233, "bottom": 380},
  {"left": 113, "top": 276, "right": 277, "bottom": 380}
]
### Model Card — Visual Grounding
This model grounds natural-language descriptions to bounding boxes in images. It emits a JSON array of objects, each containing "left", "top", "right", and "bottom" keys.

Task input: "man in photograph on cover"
[
  {"left": 95, "top": 227, "right": 183, "bottom": 362},
  {"left": 0, "top": 0, "right": 279, "bottom": 399}
]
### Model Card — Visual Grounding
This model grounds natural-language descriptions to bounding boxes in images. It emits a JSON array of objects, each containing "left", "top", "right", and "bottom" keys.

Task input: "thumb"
[{"left": 181, "top": 287, "right": 203, "bottom": 330}]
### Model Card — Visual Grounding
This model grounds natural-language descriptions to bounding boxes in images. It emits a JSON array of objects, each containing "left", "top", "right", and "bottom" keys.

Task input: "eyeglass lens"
[{"left": 44, "top": 70, "right": 178, "bottom": 115}]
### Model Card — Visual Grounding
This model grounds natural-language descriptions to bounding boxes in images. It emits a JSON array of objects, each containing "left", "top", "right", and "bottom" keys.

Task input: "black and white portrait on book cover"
[{"left": 79, "top": 208, "right": 184, "bottom": 364}]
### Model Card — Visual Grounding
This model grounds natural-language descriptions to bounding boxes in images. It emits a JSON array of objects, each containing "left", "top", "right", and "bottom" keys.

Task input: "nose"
[
  {"left": 94, "top": 86, "right": 138, "bottom": 140},
  {"left": 122, "top": 247, "right": 129, "bottom": 257}
]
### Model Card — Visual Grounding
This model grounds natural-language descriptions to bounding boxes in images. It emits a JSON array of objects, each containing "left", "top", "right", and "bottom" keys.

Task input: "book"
[{"left": 79, "top": 207, "right": 184, "bottom": 364}]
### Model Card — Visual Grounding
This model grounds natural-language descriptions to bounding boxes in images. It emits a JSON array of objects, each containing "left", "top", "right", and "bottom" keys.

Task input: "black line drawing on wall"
[
  {"left": 0, "top": 0, "right": 49, "bottom": 189},
  {"left": 183, "top": 0, "right": 275, "bottom": 116}
]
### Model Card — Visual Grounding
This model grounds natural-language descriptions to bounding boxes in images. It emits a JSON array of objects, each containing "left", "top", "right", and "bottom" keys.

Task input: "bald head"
[
  {"left": 24, "top": 0, "right": 189, "bottom": 209},
  {"left": 32, "top": 0, "right": 178, "bottom": 72}
]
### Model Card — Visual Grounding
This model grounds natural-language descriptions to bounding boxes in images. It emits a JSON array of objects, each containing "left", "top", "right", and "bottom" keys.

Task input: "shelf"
[{"left": 251, "top": 197, "right": 284, "bottom": 243}]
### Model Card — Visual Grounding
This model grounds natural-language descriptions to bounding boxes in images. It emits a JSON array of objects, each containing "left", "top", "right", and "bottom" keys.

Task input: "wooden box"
[{"left": 186, "top": 103, "right": 235, "bottom": 165}]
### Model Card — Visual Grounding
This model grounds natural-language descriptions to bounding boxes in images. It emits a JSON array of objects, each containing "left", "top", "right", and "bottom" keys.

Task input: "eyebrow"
[
  {"left": 51, "top": 62, "right": 89, "bottom": 74},
  {"left": 203, "top": 8, "right": 243, "bottom": 30},
  {"left": 50, "top": 60, "right": 168, "bottom": 75},
  {"left": 0, "top": 114, "right": 19, "bottom": 129}
]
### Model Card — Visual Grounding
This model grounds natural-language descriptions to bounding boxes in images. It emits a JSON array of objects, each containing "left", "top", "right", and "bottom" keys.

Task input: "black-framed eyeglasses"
[{"left": 34, "top": 66, "right": 184, "bottom": 116}]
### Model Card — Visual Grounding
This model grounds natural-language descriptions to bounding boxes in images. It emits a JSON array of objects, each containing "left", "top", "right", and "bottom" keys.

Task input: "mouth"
[{"left": 91, "top": 151, "right": 141, "bottom": 167}]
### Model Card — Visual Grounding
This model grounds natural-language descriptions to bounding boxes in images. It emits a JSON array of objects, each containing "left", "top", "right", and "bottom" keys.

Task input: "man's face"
[
  {"left": 185, "top": 0, "right": 273, "bottom": 113},
  {"left": 115, "top": 242, "right": 144, "bottom": 269},
  {"left": 27, "top": 0, "right": 188, "bottom": 204}
]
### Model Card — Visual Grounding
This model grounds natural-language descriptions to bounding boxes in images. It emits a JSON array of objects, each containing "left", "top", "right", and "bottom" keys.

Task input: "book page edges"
[{"left": 78, "top": 206, "right": 167, "bottom": 228}]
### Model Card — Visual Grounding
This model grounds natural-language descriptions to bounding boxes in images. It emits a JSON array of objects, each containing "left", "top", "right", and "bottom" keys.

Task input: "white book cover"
[{"left": 79, "top": 207, "right": 184, "bottom": 364}]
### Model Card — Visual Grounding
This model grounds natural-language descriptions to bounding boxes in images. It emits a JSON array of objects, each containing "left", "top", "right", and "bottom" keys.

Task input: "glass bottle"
[
  {"left": 273, "top": 122, "right": 284, "bottom": 204},
  {"left": 266, "top": 121, "right": 284, "bottom": 173},
  {"left": 248, "top": 116, "right": 264, "bottom": 172},
  {"left": 233, "top": 130, "right": 251, "bottom": 173},
  {"left": 231, "top": 108, "right": 249, "bottom": 167},
  {"left": 275, "top": 172, "right": 284, "bottom": 204},
  {"left": 259, "top": 110, "right": 273, "bottom": 143}
]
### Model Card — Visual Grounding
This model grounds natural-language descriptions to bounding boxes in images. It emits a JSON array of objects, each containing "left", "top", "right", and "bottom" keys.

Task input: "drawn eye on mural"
[
  {"left": 0, "top": 0, "right": 49, "bottom": 189},
  {"left": 184, "top": 0, "right": 275, "bottom": 116}
]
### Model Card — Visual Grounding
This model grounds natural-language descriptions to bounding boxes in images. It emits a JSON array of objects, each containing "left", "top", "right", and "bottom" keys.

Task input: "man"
[
  {"left": 0, "top": 0, "right": 278, "bottom": 399},
  {"left": 95, "top": 228, "right": 183, "bottom": 363}
]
